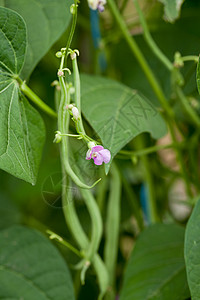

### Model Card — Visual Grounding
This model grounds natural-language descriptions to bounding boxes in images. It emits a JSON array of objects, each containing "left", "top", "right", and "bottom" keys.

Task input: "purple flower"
[
  {"left": 97, "top": 0, "right": 106, "bottom": 12},
  {"left": 86, "top": 145, "right": 111, "bottom": 165},
  {"left": 88, "top": 0, "right": 106, "bottom": 12}
]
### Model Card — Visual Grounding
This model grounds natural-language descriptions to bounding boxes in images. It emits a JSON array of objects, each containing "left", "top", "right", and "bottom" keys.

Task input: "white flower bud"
[
  {"left": 72, "top": 106, "right": 80, "bottom": 120},
  {"left": 66, "top": 104, "right": 74, "bottom": 110}
]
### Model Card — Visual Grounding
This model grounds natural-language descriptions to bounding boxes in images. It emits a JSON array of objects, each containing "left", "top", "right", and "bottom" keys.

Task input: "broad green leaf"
[
  {"left": 4, "top": 0, "right": 73, "bottom": 78},
  {"left": 0, "top": 7, "right": 26, "bottom": 74},
  {"left": 120, "top": 224, "right": 190, "bottom": 300},
  {"left": 81, "top": 74, "right": 167, "bottom": 173},
  {"left": 158, "top": 0, "right": 185, "bottom": 23},
  {"left": 0, "top": 7, "right": 45, "bottom": 184},
  {"left": 184, "top": 199, "right": 200, "bottom": 299},
  {"left": 0, "top": 225, "right": 75, "bottom": 299},
  {"left": 196, "top": 56, "right": 200, "bottom": 95}
]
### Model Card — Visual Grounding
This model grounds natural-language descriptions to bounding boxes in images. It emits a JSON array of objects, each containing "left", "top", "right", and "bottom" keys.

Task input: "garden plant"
[{"left": 0, "top": 0, "right": 200, "bottom": 299}]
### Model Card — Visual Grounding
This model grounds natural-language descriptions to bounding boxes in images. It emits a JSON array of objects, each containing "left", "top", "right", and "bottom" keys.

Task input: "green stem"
[
  {"left": 65, "top": 1, "right": 78, "bottom": 55},
  {"left": 181, "top": 55, "right": 199, "bottom": 63},
  {"left": 46, "top": 229, "right": 83, "bottom": 257},
  {"left": 60, "top": 133, "right": 82, "bottom": 138},
  {"left": 104, "top": 163, "right": 121, "bottom": 293},
  {"left": 119, "top": 142, "right": 183, "bottom": 157},
  {"left": 107, "top": 0, "right": 174, "bottom": 119},
  {"left": 133, "top": 0, "right": 173, "bottom": 71},
  {"left": 176, "top": 86, "right": 200, "bottom": 127},
  {"left": 18, "top": 78, "right": 57, "bottom": 118}
]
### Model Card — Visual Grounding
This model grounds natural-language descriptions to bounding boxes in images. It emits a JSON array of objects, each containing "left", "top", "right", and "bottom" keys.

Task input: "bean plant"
[{"left": 0, "top": 0, "right": 200, "bottom": 299}]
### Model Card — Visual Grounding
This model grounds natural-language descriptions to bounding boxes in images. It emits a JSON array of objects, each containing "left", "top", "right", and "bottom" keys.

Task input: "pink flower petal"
[
  {"left": 93, "top": 153, "right": 104, "bottom": 165},
  {"left": 99, "top": 149, "right": 111, "bottom": 163},
  {"left": 86, "top": 149, "right": 92, "bottom": 160},
  {"left": 91, "top": 145, "right": 104, "bottom": 153}
]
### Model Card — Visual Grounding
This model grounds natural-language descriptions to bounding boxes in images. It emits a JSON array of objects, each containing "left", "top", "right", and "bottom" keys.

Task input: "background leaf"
[
  {"left": 0, "top": 225, "right": 75, "bottom": 299},
  {"left": 120, "top": 224, "right": 190, "bottom": 300},
  {"left": 158, "top": 0, "right": 185, "bottom": 23},
  {"left": 81, "top": 74, "right": 167, "bottom": 173},
  {"left": 3, "top": 0, "right": 73, "bottom": 78},
  {"left": 0, "top": 7, "right": 45, "bottom": 184},
  {"left": 184, "top": 199, "right": 200, "bottom": 299},
  {"left": 0, "top": 194, "right": 21, "bottom": 229}
]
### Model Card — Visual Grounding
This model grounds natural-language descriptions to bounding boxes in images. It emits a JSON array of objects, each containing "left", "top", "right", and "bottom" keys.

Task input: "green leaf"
[
  {"left": 0, "top": 7, "right": 45, "bottom": 184},
  {"left": 0, "top": 7, "right": 26, "bottom": 74},
  {"left": 0, "top": 225, "right": 75, "bottom": 299},
  {"left": 120, "top": 224, "right": 190, "bottom": 300},
  {"left": 158, "top": 0, "right": 185, "bottom": 23},
  {"left": 4, "top": 0, "right": 73, "bottom": 78},
  {"left": 196, "top": 56, "right": 200, "bottom": 95},
  {"left": 185, "top": 199, "right": 200, "bottom": 299},
  {"left": 81, "top": 74, "right": 167, "bottom": 173}
]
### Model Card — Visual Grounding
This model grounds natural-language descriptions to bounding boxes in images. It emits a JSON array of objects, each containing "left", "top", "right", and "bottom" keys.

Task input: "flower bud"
[
  {"left": 70, "top": 4, "right": 76, "bottom": 14},
  {"left": 66, "top": 104, "right": 74, "bottom": 110},
  {"left": 53, "top": 131, "right": 62, "bottom": 143},
  {"left": 174, "top": 52, "right": 184, "bottom": 68},
  {"left": 55, "top": 51, "right": 62, "bottom": 58},
  {"left": 70, "top": 49, "right": 79, "bottom": 60},
  {"left": 70, "top": 52, "right": 77, "bottom": 60},
  {"left": 88, "top": 141, "right": 96, "bottom": 149},
  {"left": 72, "top": 106, "right": 80, "bottom": 120},
  {"left": 57, "top": 70, "right": 64, "bottom": 77}
]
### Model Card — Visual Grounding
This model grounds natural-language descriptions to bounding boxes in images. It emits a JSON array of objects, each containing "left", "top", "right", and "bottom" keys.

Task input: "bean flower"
[
  {"left": 87, "top": 0, "right": 106, "bottom": 12},
  {"left": 86, "top": 145, "right": 111, "bottom": 165}
]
